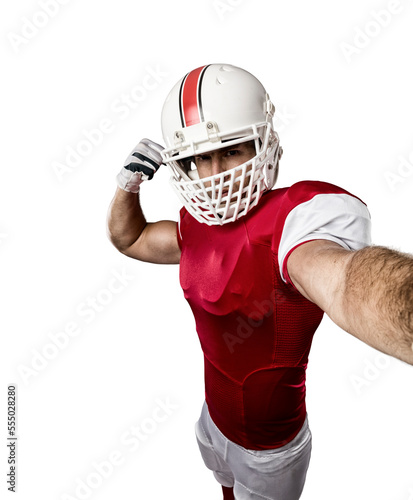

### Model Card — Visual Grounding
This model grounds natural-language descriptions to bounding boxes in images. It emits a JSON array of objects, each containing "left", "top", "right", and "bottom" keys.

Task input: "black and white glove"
[{"left": 116, "top": 138, "right": 164, "bottom": 193}]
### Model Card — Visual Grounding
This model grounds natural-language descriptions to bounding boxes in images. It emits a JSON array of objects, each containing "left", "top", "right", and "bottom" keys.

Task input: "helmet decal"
[{"left": 179, "top": 65, "right": 210, "bottom": 127}]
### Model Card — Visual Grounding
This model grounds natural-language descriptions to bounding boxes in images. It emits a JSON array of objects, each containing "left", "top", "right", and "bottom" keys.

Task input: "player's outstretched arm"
[
  {"left": 287, "top": 240, "right": 413, "bottom": 365},
  {"left": 106, "top": 139, "right": 181, "bottom": 265}
]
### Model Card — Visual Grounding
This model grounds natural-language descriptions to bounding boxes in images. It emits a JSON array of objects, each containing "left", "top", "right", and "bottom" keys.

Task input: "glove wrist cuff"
[{"left": 116, "top": 170, "right": 143, "bottom": 193}]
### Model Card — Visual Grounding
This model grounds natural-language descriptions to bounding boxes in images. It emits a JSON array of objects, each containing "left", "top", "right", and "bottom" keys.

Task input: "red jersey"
[{"left": 177, "top": 181, "right": 371, "bottom": 450}]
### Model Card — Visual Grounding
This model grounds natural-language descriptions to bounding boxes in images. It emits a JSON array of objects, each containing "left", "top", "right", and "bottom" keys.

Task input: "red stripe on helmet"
[{"left": 181, "top": 66, "right": 207, "bottom": 126}]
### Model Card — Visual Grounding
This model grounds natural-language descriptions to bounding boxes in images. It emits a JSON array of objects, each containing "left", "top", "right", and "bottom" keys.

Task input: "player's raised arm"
[
  {"left": 287, "top": 239, "right": 413, "bottom": 365},
  {"left": 106, "top": 138, "right": 181, "bottom": 265}
]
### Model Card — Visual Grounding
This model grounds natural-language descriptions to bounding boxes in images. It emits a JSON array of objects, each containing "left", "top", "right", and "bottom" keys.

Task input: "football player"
[{"left": 107, "top": 64, "right": 413, "bottom": 500}]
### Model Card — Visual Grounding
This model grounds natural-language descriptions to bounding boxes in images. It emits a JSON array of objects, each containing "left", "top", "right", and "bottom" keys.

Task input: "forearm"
[
  {"left": 106, "top": 187, "right": 147, "bottom": 253},
  {"left": 338, "top": 246, "right": 413, "bottom": 364}
]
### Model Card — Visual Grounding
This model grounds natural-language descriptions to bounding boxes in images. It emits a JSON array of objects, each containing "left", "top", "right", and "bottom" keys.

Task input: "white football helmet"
[{"left": 161, "top": 64, "right": 282, "bottom": 225}]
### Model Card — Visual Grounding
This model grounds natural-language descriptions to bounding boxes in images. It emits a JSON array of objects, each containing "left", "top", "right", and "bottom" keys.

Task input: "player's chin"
[{"left": 218, "top": 184, "right": 250, "bottom": 208}]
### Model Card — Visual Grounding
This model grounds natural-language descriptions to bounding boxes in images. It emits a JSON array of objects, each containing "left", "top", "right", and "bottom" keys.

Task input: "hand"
[{"left": 116, "top": 138, "right": 164, "bottom": 193}]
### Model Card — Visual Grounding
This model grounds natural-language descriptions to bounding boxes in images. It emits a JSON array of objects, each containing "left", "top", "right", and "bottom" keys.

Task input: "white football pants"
[{"left": 195, "top": 401, "right": 312, "bottom": 500}]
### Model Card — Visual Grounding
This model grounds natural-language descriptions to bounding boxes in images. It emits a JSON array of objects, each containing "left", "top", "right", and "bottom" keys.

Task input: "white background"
[{"left": 1, "top": 0, "right": 413, "bottom": 499}]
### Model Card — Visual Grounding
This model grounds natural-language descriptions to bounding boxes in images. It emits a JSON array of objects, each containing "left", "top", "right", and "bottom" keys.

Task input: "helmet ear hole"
[{"left": 265, "top": 161, "right": 279, "bottom": 189}]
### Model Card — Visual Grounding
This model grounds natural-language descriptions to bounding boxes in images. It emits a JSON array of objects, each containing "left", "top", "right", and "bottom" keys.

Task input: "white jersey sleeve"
[{"left": 278, "top": 191, "right": 371, "bottom": 282}]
